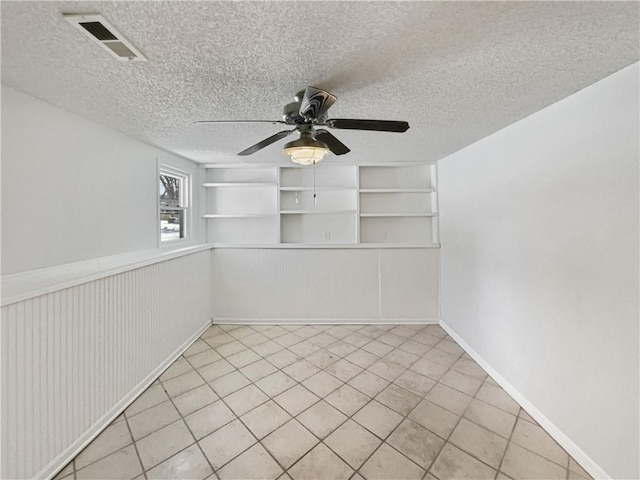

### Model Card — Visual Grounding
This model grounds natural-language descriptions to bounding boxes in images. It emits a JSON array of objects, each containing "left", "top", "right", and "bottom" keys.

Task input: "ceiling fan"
[{"left": 196, "top": 86, "right": 410, "bottom": 165}]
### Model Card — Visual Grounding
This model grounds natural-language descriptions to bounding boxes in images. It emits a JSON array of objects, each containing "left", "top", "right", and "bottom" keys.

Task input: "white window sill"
[{"left": 1, "top": 243, "right": 213, "bottom": 307}]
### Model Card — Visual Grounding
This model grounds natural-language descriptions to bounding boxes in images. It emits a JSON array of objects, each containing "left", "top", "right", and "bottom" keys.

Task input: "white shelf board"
[
  {"left": 359, "top": 188, "right": 434, "bottom": 193},
  {"left": 202, "top": 213, "right": 277, "bottom": 218},
  {"left": 356, "top": 243, "right": 440, "bottom": 248},
  {"left": 359, "top": 213, "right": 436, "bottom": 217},
  {"left": 280, "top": 186, "right": 356, "bottom": 191},
  {"left": 209, "top": 243, "right": 440, "bottom": 249},
  {"left": 280, "top": 210, "right": 357, "bottom": 215},
  {"left": 202, "top": 182, "right": 277, "bottom": 187}
]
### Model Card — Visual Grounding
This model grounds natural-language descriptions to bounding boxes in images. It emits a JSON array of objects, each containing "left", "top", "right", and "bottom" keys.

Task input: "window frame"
[{"left": 158, "top": 164, "right": 192, "bottom": 246}]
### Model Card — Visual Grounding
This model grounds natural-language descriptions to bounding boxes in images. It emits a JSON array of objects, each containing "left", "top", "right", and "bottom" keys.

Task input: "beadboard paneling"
[
  {"left": 211, "top": 248, "right": 439, "bottom": 321},
  {"left": 380, "top": 249, "right": 440, "bottom": 319},
  {"left": 1, "top": 250, "right": 211, "bottom": 480}
]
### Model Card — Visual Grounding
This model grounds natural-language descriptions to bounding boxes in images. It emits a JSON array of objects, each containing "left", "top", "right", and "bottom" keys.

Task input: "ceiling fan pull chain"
[{"left": 313, "top": 160, "right": 317, "bottom": 206}]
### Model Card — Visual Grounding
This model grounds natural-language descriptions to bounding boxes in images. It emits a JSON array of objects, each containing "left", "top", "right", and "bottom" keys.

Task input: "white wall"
[
  {"left": 1, "top": 86, "right": 200, "bottom": 275},
  {"left": 212, "top": 248, "right": 439, "bottom": 322},
  {"left": 438, "top": 63, "right": 639, "bottom": 479}
]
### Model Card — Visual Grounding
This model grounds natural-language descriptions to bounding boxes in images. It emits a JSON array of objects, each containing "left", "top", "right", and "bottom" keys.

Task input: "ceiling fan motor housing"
[
  {"left": 282, "top": 101, "right": 303, "bottom": 124},
  {"left": 282, "top": 87, "right": 336, "bottom": 125}
]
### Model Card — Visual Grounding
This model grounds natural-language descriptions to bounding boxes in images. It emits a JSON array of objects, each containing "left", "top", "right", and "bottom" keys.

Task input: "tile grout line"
[
  {"left": 494, "top": 404, "right": 521, "bottom": 480},
  {"left": 69, "top": 412, "right": 145, "bottom": 475},
  {"left": 203, "top": 324, "right": 454, "bottom": 478},
  {"left": 167, "top": 324, "right": 477, "bottom": 476},
  {"left": 368, "top": 337, "right": 472, "bottom": 479},
  {"left": 420, "top": 350, "right": 482, "bottom": 479},
  {"left": 423, "top": 346, "right": 570, "bottom": 478},
  {"left": 123, "top": 409, "right": 149, "bottom": 480},
  {"left": 154, "top": 377, "right": 220, "bottom": 477},
  {"left": 71, "top": 323, "right": 578, "bottom": 480},
  {"left": 405, "top": 338, "right": 572, "bottom": 476},
  {"left": 89, "top": 325, "right": 267, "bottom": 477},
  {"left": 213, "top": 324, "right": 414, "bottom": 478},
  {"left": 283, "top": 325, "right": 450, "bottom": 478},
  {"left": 428, "top": 347, "right": 548, "bottom": 478},
  {"left": 185, "top": 325, "right": 338, "bottom": 478},
  {"left": 224, "top": 324, "right": 387, "bottom": 477},
  {"left": 330, "top": 330, "right": 455, "bottom": 479},
  {"left": 401, "top": 335, "right": 524, "bottom": 478},
  {"left": 279, "top": 328, "right": 424, "bottom": 477},
  {"left": 177, "top": 330, "right": 288, "bottom": 473},
  {"left": 66, "top": 324, "right": 415, "bottom": 479},
  {"left": 111, "top": 325, "right": 433, "bottom": 476}
]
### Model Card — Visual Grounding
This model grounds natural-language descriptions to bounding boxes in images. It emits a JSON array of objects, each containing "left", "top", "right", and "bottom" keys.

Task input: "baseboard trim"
[
  {"left": 439, "top": 319, "right": 610, "bottom": 480},
  {"left": 213, "top": 317, "right": 440, "bottom": 325},
  {"left": 41, "top": 318, "right": 212, "bottom": 480}
]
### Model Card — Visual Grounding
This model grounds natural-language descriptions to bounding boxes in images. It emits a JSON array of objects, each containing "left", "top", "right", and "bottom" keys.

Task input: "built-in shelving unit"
[
  {"left": 358, "top": 164, "right": 438, "bottom": 245},
  {"left": 201, "top": 166, "right": 279, "bottom": 244},
  {"left": 279, "top": 165, "right": 358, "bottom": 244},
  {"left": 201, "top": 162, "right": 438, "bottom": 247}
]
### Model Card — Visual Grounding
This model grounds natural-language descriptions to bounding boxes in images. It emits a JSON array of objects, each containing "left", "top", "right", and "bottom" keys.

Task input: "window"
[{"left": 159, "top": 167, "right": 189, "bottom": 242}]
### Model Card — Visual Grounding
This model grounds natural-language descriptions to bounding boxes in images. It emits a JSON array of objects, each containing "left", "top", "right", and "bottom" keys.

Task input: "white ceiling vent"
[{"left": 63, "top": 13, "right": 147, "bottom": 62}]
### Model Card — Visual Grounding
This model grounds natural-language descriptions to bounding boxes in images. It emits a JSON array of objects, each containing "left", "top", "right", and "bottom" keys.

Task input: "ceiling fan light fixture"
[{"left": 283, "top": 133, "right": 329, "bottom": 165}]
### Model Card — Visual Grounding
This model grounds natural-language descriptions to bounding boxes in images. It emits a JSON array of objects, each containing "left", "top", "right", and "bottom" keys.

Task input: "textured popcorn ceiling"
[{"left": 1, "top": 1, "right": 638, "bottom": 164}]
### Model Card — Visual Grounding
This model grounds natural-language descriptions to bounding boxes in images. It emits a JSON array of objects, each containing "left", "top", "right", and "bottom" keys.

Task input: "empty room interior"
[{"left": 1, "top": 2, "right": 638, "bottom": 480}]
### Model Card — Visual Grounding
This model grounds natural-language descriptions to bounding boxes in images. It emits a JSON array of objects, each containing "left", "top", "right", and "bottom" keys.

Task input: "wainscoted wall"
[
  {"left": 211, "top": 248, "right": 439, "bottom": 322},
  {"left": 0, "top": 250, "right": 212, "bottom": 480}
]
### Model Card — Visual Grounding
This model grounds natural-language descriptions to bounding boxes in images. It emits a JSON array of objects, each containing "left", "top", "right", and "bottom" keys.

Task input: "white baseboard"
[
  {"left": 439, "top": 319, "right": 610, "bottom": 480},
  {"left": 213, "top": 317, "right": 440, "bottom": 325},
  {"left": 42, "top": 318, "right": 212, "bottom": 480}
]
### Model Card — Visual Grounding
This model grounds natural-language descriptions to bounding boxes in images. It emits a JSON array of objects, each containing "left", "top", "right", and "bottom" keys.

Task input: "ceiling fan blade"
[
  {"left": 315, "top": 129, "right": 350, "bottom": 155},
  {"left": 326, "top": 119, "right": 410, "bottom": 133},
  {"left": 196, "top": 120, "right": 286, "bottom": 125},
  {"left": 238, "top": 129, "right": 296, "bottom": 156},
  {"left": 299, "top": 86, "right": 337, "bottom": 120}
]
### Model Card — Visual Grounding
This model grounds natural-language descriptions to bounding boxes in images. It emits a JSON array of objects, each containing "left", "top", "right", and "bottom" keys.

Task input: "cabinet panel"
[
  {"left": 380, "top": 249, "right": 440, "bottom": 318},
  {"left": 281, "top": 213, "right": 357, "bottom": 244},
  {"left": 360, "top": 216, "right": 433, "bottom": 244}
]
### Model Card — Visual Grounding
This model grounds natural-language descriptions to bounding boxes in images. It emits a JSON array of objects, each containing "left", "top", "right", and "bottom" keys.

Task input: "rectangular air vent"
[{"left": 63, "top": 14, "right": 147, "bottom": 62}]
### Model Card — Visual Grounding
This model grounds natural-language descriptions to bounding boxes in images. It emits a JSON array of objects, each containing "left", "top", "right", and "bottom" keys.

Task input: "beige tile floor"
[{"left": 54, "top": 324, "right": 594, "bottom": 480}]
